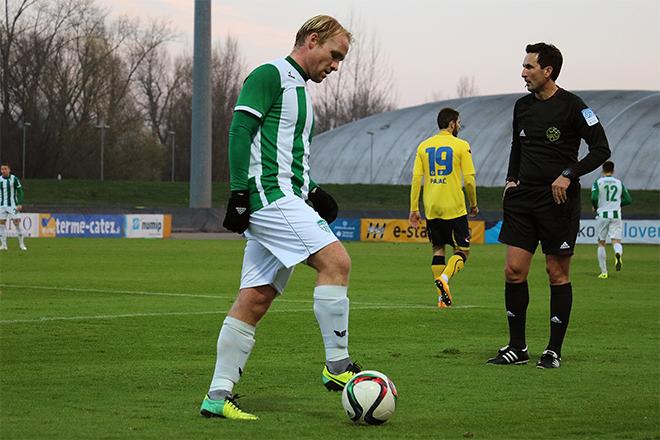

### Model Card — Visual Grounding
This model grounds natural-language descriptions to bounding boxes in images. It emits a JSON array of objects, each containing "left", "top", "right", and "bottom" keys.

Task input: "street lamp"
[
  {"left": 96, "top": 123, "right": 109, "bottom": 181},
  {"left": 366, "top": 130, "right": 374, "bottom": 184},
  {"left": 21, "top": 121, "right": 31, "bottom": 180},
  {"left": 168, "top": 131, "right": 175, "bottom": 182}
]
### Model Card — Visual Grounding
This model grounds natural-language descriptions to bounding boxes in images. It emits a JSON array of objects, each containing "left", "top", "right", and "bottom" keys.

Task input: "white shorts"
[
  {"left": 240, "top": 195, "right": 338, "bottom": 293},
  {"left": 0, "top": 207, "right": 20, "bottom": 221},
  {"left": 596, "top": 217, "right": 623, "bottom": 241}
]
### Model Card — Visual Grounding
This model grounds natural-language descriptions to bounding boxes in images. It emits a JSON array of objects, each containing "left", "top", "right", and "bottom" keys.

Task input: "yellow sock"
[
  {"left": 432, "top": 264, "right": 446, "bottom": 280},
  {"left": 431, "top": 255, "right": 446, "bottom": 283},
  {"left": 441, "top": 254, "right": 465, "bottom": 281}
]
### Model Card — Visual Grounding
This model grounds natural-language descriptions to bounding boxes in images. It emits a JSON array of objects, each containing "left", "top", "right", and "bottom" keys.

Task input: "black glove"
[
  {"left": 308, "top": 186, "right": 338, "bottom": 224},
  {"left": 223, "top": 190, "right": 250, "bottom": 233}
]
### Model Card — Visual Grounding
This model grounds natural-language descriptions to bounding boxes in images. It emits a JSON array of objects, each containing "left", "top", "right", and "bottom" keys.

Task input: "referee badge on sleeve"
[{"left": 581, "top": 108, "right": 599, "bottom": 126}]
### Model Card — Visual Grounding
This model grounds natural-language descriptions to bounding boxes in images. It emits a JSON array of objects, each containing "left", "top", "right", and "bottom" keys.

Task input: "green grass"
[
  {"left": 1, "top": 239, "right": 658, "bottom": 439},
  {"left": 20, "top": 179, "right": 660, "bottom": 216}
]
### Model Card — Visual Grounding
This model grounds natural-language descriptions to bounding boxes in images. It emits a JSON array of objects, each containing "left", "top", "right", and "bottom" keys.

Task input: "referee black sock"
[
  {"left": 505, "top": 281, "right": 529, "bottom": 350},
  {"left": 547, "top": 283, "right": 572, "bottom": 357}
]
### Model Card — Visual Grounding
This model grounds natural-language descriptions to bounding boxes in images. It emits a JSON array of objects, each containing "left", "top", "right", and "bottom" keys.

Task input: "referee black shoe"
[
  {"left": 486, "top": 345, "right": 529, "bottom": 365},
  {"left": 536, "top": 350, "right": 561, "bottom": 369}
]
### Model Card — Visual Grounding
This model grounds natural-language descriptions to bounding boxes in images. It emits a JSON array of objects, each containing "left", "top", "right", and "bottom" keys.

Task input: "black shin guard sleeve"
[
  {"left": 548, "top": 283, "right": 573, "bottom": 356},
  {"left": 505, "top": 281, "right": 529, "bottom": 349}
]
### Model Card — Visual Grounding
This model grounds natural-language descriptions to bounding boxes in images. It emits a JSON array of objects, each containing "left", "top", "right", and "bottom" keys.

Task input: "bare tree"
[
  {"left": 211, "top": 37, "right": 245, "bottom": 181},
  {"left": 135, "top": 46, "right": 184, "bottom": 144},
  {"left": 1, "top": 0, "right": 175, "bottom": 179},
  {"left": 2, "top": 0, "right": 245, "bottom": 182},
  {"left": 0, "top": 0, "right": 40, "bottom": 163},
  {"left": 311, "top": 20, "right": 397, "bottom": 134},
  {"left": 427, "top": 90, "right": 448, "bottom": 103},
  {"left": 165, "top": 54, "right": 193, "bottom": 181},
  {"left": 455, "top": 74, "right": 479, "bottom": 98},
  {"left": 164, "top": 37, "right": 246, "bottom": 182}
]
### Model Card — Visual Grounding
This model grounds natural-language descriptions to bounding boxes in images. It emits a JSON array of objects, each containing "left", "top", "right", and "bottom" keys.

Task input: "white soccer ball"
[{"left": 341, "top": 370, "right": 397, "bottom": 425}]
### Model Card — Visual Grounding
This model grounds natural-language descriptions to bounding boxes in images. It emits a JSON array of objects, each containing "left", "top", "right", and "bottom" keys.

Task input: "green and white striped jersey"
[
  {"left": 233, "top": 56, "right": 314, "bottom": 212},
  {"left": 0, "top": 174, "right": 24, "bottom": 208},
  {"left": 591, "top": 175, "right": 631, "bottom": 219}
]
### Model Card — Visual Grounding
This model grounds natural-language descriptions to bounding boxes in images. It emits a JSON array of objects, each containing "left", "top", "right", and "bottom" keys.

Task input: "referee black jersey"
[{"left": 506, "top": 88, "right": 610, "bottom": 186}]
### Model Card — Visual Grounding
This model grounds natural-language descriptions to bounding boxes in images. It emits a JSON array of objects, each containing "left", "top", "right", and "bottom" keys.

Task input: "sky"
[{"left": 97, "top": 0, "right": 660, "bottom": 108}]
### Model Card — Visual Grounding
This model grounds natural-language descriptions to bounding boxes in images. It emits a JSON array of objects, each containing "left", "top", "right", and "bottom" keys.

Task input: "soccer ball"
[{"left": 341, "top": 370, "right": 397, "bottom": 425}]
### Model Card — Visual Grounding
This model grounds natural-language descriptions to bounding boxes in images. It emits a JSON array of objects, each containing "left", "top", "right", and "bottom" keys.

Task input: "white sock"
[
  {"left": 209, "top": 316, "right": 256, "bottom": 395},
  {"left": 15, "top": 223, "right": 24, "bottom": 247},
  {"left": 0, "top": 224, "right": 6, "bottom": 247},
  {"left": 313, "top": 285, "right": 350, "bottom": 362},
  {"left": 613, "top": 243, "right": 623, "bottom": 256},
  {"left": 314, "top": 286, "right": 349, "bottom": 362},
  {"left": 597, "top": 246, "right": 607, "bottom": 274}
]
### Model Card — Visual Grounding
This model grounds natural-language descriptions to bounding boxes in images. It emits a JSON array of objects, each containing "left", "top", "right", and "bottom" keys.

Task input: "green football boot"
[
  {"left": 322, "top": 362, "right": 362, "bottom": 391},
  {"left": 200, "top": 394, "right": 258, "bottom": 421}
]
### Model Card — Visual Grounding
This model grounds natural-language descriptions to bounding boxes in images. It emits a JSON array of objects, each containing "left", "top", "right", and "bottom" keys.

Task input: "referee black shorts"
[
  {"left": 498, "top": 183, "right": 581, "bottom": 255},
  {"left": 427, "top": 215, "right": 470, "bottom": 250}
]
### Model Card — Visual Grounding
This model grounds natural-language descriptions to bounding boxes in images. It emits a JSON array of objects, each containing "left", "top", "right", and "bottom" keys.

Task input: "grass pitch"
[{"left": 1, "top": 239, "right": 658, "bottom": 439}]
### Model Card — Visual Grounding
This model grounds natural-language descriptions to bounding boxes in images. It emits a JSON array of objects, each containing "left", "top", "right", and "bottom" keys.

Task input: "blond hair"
[{"left": 294, "top": 15, "right": 352, "bottom": 47}]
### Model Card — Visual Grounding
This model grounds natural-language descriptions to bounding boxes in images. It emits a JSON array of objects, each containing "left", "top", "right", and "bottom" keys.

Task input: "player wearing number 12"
[
  {"left": 591, "top": 161, "right": 631, "bottom": 278},
  {"left": 409, "top": 108, "right": 478, "bottom": 308}
]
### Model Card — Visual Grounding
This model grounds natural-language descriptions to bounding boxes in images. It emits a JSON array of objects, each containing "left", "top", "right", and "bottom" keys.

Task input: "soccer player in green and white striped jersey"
[
  {"left": 0, "top": 163, "right": 26, "bottom": 250},
  {"left": 200, "top": 15, "right": 361, "bottom": 421},
  {"left": 591, "top": 161, "right": 632, "bottom": 278}
]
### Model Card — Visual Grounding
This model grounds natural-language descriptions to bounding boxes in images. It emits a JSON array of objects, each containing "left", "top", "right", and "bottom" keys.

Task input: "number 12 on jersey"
[
  {"left": 604, "top": 184, "right": 619, "bottom": 202},
  {"left": 425, "top": 146, "right": 453, "bottom": 176}
]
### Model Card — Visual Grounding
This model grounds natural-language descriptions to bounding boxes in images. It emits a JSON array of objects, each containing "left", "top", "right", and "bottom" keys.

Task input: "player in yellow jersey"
[{"left": 409, "top": 108, "right": 478, "bottom": 308}]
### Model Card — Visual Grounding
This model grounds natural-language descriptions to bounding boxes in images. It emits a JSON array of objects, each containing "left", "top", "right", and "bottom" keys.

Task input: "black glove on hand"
[
  {"left": 223, "top": 190, "right": 250, "bottom": 233},
  {"left": 308, "top": 186, "right": 338, "bottom": 224}
]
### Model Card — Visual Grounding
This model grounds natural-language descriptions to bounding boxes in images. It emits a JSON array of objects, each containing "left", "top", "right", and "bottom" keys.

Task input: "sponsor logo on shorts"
[
  {"left": 560, "top": 241, "right": 571, "bottom": 250},
  {"left": 317, "top": 219, "right": 332, "bottom": 234}
]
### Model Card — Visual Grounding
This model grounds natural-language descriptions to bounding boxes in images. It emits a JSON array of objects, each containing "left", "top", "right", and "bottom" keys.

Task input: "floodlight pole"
[
  {"left": 189, "top": 0, "right": 212, "bottom": 207},
  {"left": 21, "top": 121, "right": 31, "bottom": 179}
]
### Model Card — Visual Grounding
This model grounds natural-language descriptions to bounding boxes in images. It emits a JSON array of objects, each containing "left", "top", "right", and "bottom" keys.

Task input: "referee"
[{"left": 487, "top": 43, "right": 610, "bottom": 368}]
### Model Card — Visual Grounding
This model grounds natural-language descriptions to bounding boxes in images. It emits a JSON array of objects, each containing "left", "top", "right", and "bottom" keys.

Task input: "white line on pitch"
[
  {"left": 0, "top": 283, "right": 466, "bottom": 308},
  {"left": 0, "top": 284, "right": 233, "bottom": 300},
  {"left": 0, "top": 304, "right": 478, "bottom": 325},
  {"left": 0, "top": 283, "right": 312, "bottom": 303}
]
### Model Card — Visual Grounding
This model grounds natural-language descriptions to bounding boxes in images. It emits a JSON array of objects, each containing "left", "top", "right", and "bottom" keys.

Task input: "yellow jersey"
[{"left": 410, "top": 130, "right": 476, "bottom": 220}]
